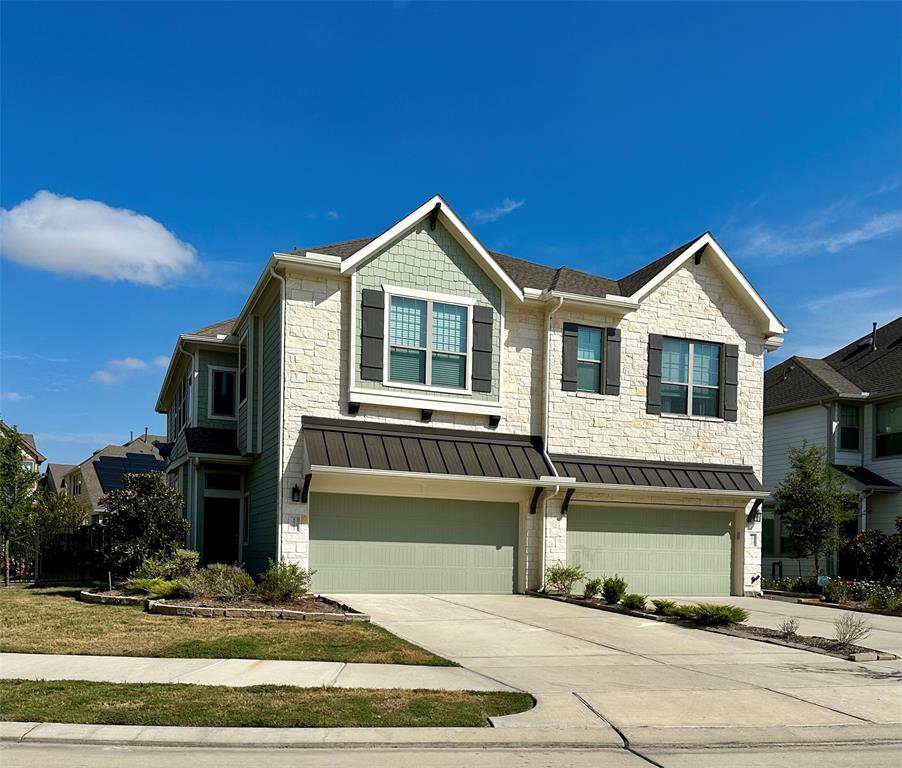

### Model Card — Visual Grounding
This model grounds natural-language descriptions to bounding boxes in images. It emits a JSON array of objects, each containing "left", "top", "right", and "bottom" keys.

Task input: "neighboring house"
[
  {"left": 155, "top": 195, "right": 785, "bottom": 596},
  {"left": 763, "top": 317, "right": 902, "bottom": 579},
  {"left": 53, "top": 433, "right": 166, "bottom": 524},
  {"left": 0, "top": 421, "right": 46, "bottom": 476}
]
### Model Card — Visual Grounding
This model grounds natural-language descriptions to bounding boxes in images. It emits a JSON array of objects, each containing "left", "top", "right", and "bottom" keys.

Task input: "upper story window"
[
  {"left": 661, "top": 338, "right": 720, "bottom": 417},
  {"left": 238, "top": 332, "right": 248, "bottom": 405},
  {"left": 22, "top": 460, "right": 35, "bottom": 472},
  {"left": 388, "top": 295, "right": 469, "bottom": 390},
  {"left": 72, "top": 475, "right": 83, "bottom": 495},
  {"left": 210, "top": 368, "right": 237, "bottom": 418},
  {"left": 875, "top": 399, "right": 902, "bottom": 458},
  {"left": 576, "top": 327, "right": 603, "bottom": 393},
  {"left": 173, "top": 368, "right": 192, "bottom": 435},
  {"left": 838, "top": 404, "right": 862, "bottom": 451}
]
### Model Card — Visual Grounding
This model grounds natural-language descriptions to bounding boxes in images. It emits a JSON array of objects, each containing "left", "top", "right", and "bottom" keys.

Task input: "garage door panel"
[
  {"left": 310, "top": 493, "right": 518, "bottom": 594},
  {"left": 567, "top": 505, "right": 732, "bottom": 596}
]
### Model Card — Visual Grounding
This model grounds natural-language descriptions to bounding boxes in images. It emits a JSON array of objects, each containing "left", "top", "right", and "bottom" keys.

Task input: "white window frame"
[
  {"left": 382, "top": 285, "right": 475, "bottom": 396},
  {"left": 660, "top": 338, "right": 722, "bottom": 419},
  {"left": 207, "top": 365, "right": 239, "bottom": 421},
  {"left": 238, "top": 330, "right": 249, "bottom": 407},
  {"left": 837, "top": 403, "right": 862, "bottom": 452}
]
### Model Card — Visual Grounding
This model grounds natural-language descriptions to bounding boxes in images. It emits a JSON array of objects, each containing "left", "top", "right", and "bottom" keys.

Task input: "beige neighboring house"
[
  {"left": 0, "top": 421, "right": 45, "bottom": 478},
  {"left": 157, "top": 194, "right": 786, "bottom": 596},
  {"left": 54, "top": 433, "right": 166, "bottom": 524}
]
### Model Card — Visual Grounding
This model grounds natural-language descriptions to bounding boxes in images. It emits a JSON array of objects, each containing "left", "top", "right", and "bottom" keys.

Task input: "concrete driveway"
[{"left": 332, "top": 593, "right": 902, "bottom": 745}]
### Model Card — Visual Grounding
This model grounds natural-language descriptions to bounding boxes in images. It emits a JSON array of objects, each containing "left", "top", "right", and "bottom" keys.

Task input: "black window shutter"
[
  {"left": 562, "top": 322, "right": 578, "bottom": 391},
  {"left": 723, "top": 343, "right": 739, "bottom": 422},
  {"left": 471, "top": 305, "right": 493, "bottom": 393},
  {"left": 647, "top": 334, "right": 663, "bottom": 414},
  {"left": 605, "top": 328, "right": 621, "bottom": 395},
  {"left": 360, "top": 288, "right": 384, "bottom": 381}
]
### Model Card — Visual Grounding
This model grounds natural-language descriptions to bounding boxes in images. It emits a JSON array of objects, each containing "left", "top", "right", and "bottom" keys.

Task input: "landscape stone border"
[
  {"left": 78, "top": 589, "right": 148, "bottom": 607},
  {"left": 146, "top": 598, "right": 369, "bottom": 622},
  {"left": 528, "top": 591, "right": 898, "bottom": 662}
]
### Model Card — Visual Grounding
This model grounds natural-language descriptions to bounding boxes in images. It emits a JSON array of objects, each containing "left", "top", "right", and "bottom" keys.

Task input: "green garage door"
[
  {"left": 567, "top": 505, "right": 733, "bottom": 596},
  {"left": 310, "top": 493, "right": 518, "bottom": 593}
]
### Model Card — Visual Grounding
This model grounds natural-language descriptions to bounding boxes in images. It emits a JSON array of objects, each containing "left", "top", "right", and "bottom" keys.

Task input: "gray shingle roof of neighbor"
[
  {"left": 0, "top": 421, "right": 46, "bottom": 463},
  {"left": 302, "top": 417, "right": 553, "bottom": 480},
  {"left": 551, "top": 453, "right": 765, "bottom": 494},
  {"left": 832, "top": 464, "right": 901, "bottom": 492},
  {"left": 44, "top": 463, "right": 76, "bottom": 493},
  {"left": 289, "top": 232, "right": 708, "bottom": 300},
  {"left": 190, "top": 317, "right": 238, "bottom": 338},
  {"left": 765, "top": 315, "right": 902, "bottom": 413}
]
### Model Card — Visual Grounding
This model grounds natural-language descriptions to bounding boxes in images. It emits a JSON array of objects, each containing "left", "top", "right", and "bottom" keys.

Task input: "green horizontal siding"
[
  {"left": 567, "top": 505, "right": 732, "bottom": 596},
  {"left": 310, "top": 493, "right": 518, "bottom": 593}
]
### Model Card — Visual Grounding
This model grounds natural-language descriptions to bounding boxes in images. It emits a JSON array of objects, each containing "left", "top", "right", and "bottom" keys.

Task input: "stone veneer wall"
[{"left": 277, "top": 253, "right": 766, "bottom": 594}]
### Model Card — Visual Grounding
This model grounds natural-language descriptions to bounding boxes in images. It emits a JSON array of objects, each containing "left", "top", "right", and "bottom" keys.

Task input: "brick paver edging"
[{"left": 146, "top": 599, "right": 370, "bottom": 622}]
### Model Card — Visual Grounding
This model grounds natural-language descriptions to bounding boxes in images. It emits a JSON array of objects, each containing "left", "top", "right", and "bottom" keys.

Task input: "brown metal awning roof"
[
  {"left": 303, "top": 417, "right": 553, "bottom": 480},
  {"left": 551, "top": 454, "right": 765, "bottom": 494}
]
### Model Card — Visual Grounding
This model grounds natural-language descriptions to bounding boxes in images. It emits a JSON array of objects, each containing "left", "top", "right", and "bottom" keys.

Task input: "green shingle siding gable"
[
  {"left": 355, "top": 221, "right": 502, "bottom": 401},
  {"left": 242, "top": 300, "right": 281, "bottom": 574}
]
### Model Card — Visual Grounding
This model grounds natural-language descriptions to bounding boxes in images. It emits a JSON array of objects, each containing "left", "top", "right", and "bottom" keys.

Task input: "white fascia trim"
[
  {"left": 310, "top": 464, "right": 562, "bottom": 487},
  {"left": 347, "top": 387, "right": 501, "bottom": 416},
  {"left": 547, "top": 290, "right": 640, "bottom": 313},
  {"left": 763, "top": 336, "right": 785, "bottom": 351},
  {"left": 339, "top": 195, "right": 525, "bottom": 302},
  {"left": 628, "top": 233, "right": 787, "bottom": 336},
  {"left": 555, "top": 479, "right": 767, "bottom": 499}
]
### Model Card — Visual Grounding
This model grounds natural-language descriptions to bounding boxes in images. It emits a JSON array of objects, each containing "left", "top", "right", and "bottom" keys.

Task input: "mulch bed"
[
  {"left": 162, "top": 596, "right": 339, "bottom": 612},
  {"left": 732, "top": 624, "right": 873, "bottom": 655}
]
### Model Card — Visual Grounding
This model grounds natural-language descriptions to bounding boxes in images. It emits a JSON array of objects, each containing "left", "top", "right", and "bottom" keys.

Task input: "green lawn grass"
[
  {"left": 0, "top": 679, "right": 533, "bottom": 728},
  {"left": 0, "top": 586, "right": 452, "bottom": 665}
]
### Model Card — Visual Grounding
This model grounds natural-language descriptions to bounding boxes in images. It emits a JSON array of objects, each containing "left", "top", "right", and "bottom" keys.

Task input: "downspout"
[
  {"left": 269, "top": 266, "right": 287, "bottom": 562},
  {"left": 859, "top": 488, "right": 873, "bottom": 532},
  {"left": 539, "top": 296, "right": 565, "bottom": 590}
]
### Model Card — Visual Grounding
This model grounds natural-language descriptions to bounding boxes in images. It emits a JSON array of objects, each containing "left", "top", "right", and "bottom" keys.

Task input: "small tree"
[
  {"left": 101, "top": 472, "right": 188, "bottom": 578},
  {"left": 772, "top": 443, "right": 856, "bottom": 574},
  {"left": 0, "top": 427, "right": 41, "bottom": 585}
]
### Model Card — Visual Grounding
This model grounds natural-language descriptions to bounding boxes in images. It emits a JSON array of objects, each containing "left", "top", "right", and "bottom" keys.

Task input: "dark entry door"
[{"left": 203, "top": 496, "right": 241, "bottom": 565}]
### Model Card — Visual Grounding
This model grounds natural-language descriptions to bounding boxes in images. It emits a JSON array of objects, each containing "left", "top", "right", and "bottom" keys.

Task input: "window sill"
[
  {"left": 382, "top": 379, "right": 473, "bottom": 397},
  {"left": 660, "top": 412, "right": 725, "bottom": 424},
  {"left": 348, "top": 387, "right": 501, "bottom": 417},
  {"left": 208, "top": 413, "right": 238, "bottom": 422},
  {"left": 574, "top": 390, "right": 614, "bottom": 400}
]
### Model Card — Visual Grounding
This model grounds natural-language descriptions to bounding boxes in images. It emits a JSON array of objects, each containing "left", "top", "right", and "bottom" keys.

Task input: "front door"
[{"left": 202, "top": 496, "right": 241, "bottom": 565}]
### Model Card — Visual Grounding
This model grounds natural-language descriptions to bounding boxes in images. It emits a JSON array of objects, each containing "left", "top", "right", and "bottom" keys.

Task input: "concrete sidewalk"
[{"left": 0, "top": 653, "right": 515, "bottom": 692}]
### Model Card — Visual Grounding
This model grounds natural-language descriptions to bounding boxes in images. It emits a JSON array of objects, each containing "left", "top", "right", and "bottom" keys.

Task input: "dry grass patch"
[
  {"left": 0, "top": 679, "right": 533, "bottom": 728},
  {"left": 0, "top": 586, "right": 451, "bottom": 666}
]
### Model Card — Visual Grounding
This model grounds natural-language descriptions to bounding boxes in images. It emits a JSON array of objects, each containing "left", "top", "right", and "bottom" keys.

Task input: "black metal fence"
[{"left": 34, "top": 526, "right": 105, "bottom": 584}]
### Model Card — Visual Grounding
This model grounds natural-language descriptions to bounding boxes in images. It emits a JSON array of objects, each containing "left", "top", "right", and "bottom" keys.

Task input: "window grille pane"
[
  {"left": 432, "top": 303, "right": 467, "bottom": 353},
  {"left": 577, "top": 361, "right": 600, "bottom": 392},
  {"left": 840, "top": 405, "right": 860, "bottom": 428},
  {"left": 661, "top": 382, "right": 688, "bottom": 414},
  {"left": 692, "top": 386, "right": 719, "bottom": 417},
  {"left": 390, "top": 297, "right": 427, "bottom": 348},
  {"left": 577, "top": 327, "right": 602, "bottom": 362},
  {"left": 389, "top": 347, "right": 426, "bottom": 383},
  {"left": 839, "top": 427, "right": 860, "bottom": 451},
  {"left": 693, "top": 343, "right": 720, "bottom": 387},
  {"left": 662, "top": 339, "right": 689, "bottom": 383},
  {"left": 431, "top": 352, "right": 466, "bottom": 388}
]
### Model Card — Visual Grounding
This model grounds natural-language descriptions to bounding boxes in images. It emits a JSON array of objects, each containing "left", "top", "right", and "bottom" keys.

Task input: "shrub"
[
  {"left": 133, "top": 549, "right": 199, "bottom": 581},
  {"left": 602, "top": 575, "right": 628, "bottom": 604},
  {"left": 833, "top": 613, "right": 872, "bottom": 648},
  {"left": 690, "top": 603, "right": 749, "bottom": 626},
  {"left": 777, "top": 616, "right": 800, "bottom": 637},
  {"left": 840, "top": 527, "right": 902, "bottom": 584},
  {"left": 583, "top": 577, "right": 603, "bottom": 599},
  {"left": 671, "top": 604, "right": 699, "bottom": 621},
  {"left": 823, "top": 578, "right": 849, "bottom": 604},
  {"left": 621, "top": 593, "right": 647, "bottom": 611},
  {"left": 257, "top": 559, "right": 314, "bottom": 604},
  {"left": 124, "top": 577, "right": 180, "bottom": 597},
  {"left": 544, "top": 563, "right": 587, "bottom": 595},
  {"left": 652, "top": 598, "right": 678, "bottom": 616},
  {"left": 762, "top": 575, "right": 821, "bottom": 594},
  {"left": 101, "top": 473, "right": 189, "bottom": 578},
  {"left": 178, "top": 563, "right": 255, "bottom": 601}
]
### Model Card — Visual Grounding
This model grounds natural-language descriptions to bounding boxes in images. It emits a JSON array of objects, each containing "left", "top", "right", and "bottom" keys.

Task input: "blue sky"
[{"left": 2, "top": 2, "right": 900, "bottom": 465}]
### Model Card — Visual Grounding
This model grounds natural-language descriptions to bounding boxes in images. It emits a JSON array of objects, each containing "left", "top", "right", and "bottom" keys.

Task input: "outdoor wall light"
[{"left": 291, "top": 484, "right": 301, "bottom": 502}]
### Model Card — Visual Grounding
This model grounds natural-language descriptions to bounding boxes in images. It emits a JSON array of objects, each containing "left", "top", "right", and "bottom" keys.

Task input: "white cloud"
[
  {"left": 739, "top": 210, "right": 902, "bottom": 259},
  {"left": 0, "top": 190, "right": 198, "bottom": 285},
  {"left": 153, "top": 356, "right": 171, "bottom": 368},
  {"left": 0, "top": 392, "right": 27, "bottom": 401},
  {"left": 109, "top": 357, "right": 149, "bottom": 371},
  {"left": 326, "top": 211, "right": 340, "bottom": 222},
  {"left": 472, "top": 198, "right": 525, "bottom": 224},
  {"left": 804, "top": 286, "right": 893, "bottom": 312},
  {"left": 91, "top": 370, "right": 120, "bottom": 385}
]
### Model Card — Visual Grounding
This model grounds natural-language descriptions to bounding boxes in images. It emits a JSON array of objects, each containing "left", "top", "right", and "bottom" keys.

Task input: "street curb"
[{"left": 2, "top": 721, "right": 900, "bottom": 750}]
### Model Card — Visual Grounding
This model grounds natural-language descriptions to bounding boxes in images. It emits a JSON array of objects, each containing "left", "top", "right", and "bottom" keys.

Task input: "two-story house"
[
  {"left": 0, "top": 421, "right": 45, "bottom": 476},
  {"left": 762, "top": 317, "right": 902, "bottom": 579},
  {"left": 156, "top": 195, "right": 785, "bottom": 596}
]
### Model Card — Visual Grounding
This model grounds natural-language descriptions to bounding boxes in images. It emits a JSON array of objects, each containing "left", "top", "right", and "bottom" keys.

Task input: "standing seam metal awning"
[{"left": 302, "top": 416, "right": 553, "bottom": 480}]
